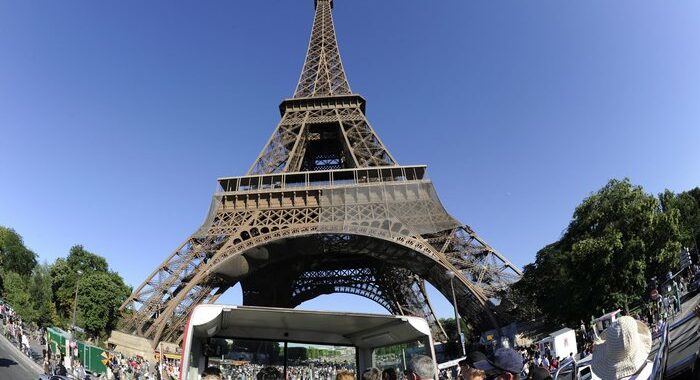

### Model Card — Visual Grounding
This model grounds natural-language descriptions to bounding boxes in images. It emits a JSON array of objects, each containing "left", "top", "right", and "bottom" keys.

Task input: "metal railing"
[
  {"left": 650, "top": 321, "right": 670, "bottom": 380},
  {"left": 217, "top": 165, "right": 428, "bottom": 194}
]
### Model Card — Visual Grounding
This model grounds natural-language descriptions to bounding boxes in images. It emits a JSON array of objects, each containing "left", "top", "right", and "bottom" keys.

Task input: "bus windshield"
[{"left": 180, "top": 305, "right": 437, "bottom": 380}]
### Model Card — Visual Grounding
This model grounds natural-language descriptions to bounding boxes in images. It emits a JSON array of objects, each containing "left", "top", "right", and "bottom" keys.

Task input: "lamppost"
[
  {"left": 446, "top": 271, "right": 466, "bottom": 357},
  {"left": 71, "top": 270, "right": 83, "bottom": 333}
]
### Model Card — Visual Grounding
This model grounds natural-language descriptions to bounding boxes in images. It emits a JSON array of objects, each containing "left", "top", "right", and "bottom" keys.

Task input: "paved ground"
[
  {"left": 0, "top": 332, "right": 41, "bottom": 379},
  {"left": 663, "top": 291, "right": 700, "bottom": 377}
]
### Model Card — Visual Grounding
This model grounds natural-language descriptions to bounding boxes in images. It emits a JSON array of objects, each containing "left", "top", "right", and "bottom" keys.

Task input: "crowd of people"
[
  {"left": 197, "top": 360, "right": 354, "bottom": 380},
  {"left": 0, "top": 301, "right": 41, "bottom": 360},
  {"left": 197, "top": 355, "right": 436, "bottom": 380}
]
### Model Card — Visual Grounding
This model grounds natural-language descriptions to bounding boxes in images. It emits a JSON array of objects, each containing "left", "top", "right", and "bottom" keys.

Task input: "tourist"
[
  {"left": 461, "top": 367, "right": 485, "bottom": 380},
  {"left": 56, "top": 361, "right": 68, "bottom": 376},
  {"left": 590, "top": 316, "right": 652, "bottom": 379},
  {"left": 472, "top": 348, "right": 523, "bottom": 380},
  {"left": 363, "top": 367, "right": 382, "bottom": 380},
  {"left": 382, "top": 368, "right": 397, "bottom": 380},
  {"left": 337, "top": 370, "right": 356, "bottom": 380},
  {"left": 406, "top": 355, "right": 435, "bottom": 380},
  {"left": 202, "top": 366, "right": 224, "bottom": 380},
  {"left": 74, "top": 360, "right": 87, "bottom": 380},
  {"left": 458, "top": 351, "right": 488, "bottom": 380},
  {"left": 526, "top": 367, "right": 551, "bottom": 380},
  {"left": 256, "top": 366, "right": 283, "bottom": 380}
]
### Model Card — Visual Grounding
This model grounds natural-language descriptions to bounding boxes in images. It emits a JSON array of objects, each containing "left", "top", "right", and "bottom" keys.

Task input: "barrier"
[{"left": 46, "top": 327, "right": 109, "bottom": 374}]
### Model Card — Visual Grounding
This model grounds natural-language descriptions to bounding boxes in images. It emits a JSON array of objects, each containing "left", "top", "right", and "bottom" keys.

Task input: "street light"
[
  {"left": 446, "top": 270, "right": 466, "bottom": 357},
  {"left": 71, "top": 270, "right": 83, "bottom": 333}
]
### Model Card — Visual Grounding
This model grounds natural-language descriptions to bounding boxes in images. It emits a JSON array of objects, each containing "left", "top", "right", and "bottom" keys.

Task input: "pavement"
[
  {"left": 0, "top": 330, "right": 42, "bottom": 379},
  {"left": 663, "top": 290, "right": 700, "bottom": 378}
]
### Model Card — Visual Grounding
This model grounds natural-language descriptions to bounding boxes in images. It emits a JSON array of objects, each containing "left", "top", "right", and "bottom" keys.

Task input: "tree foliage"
[
  {"left": 0, "top": 229, "right": 129, "bottom": 336},
  {"left": 513, "top": 179, "right": 682, "bottom": 325},
  {"left": 660, "top": 187, "right": 700, "bottom": 255},
  {"left": 3, "top": 271, "right": 37, "bottom": 322},
  {"left": 0, "top": 226, "right": 37, "bottom": 278},
  {"left": 29, "top": 264, "right": 60, "bottom": 327},
  {"left": 77, "top": 271, "right": 131, "bottom": 337},
  {"left": 50, "top": 245, "right": 108, "bottom": 319},
  {"left": 47, "top": 245, "right": 131, "bottom": 337}
]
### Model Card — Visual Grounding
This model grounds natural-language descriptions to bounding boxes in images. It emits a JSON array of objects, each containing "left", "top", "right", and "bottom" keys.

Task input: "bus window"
[
  {"left": 286, "top": 343, "right": 356, "bottom": 380},
  {"left": 199, "top": 338, "right": 285, "bottom": 380},
  {"left": 372, "top": 340, "right": 429, "bottom": 374}
]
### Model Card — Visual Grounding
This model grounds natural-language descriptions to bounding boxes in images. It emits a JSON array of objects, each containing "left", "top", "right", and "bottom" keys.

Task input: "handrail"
[
  {"left": 650, "top": 321, "right": 670, "bottom": 380},
  {"left": 553, "top": 358, "right": 576, "bottom": 380}
]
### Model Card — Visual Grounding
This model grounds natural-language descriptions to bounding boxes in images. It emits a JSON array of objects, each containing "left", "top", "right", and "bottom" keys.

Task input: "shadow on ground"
[{"left": 0, "top": 358, "right": 18, "bottom": 367}]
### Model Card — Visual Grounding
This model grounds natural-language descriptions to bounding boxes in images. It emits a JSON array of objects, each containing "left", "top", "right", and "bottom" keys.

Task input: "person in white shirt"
[{"left": 21, "top": 333, "right": 30, "bottom": 354}]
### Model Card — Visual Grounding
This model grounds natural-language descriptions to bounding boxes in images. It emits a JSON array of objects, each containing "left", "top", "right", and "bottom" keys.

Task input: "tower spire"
[{"left": 294, "top": 0, "right": 352, "bottom": 98}]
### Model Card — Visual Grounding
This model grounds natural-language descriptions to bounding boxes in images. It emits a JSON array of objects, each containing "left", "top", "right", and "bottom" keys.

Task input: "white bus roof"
[{"left": 188, "top": 305, "right": 433, "bottom": 348}]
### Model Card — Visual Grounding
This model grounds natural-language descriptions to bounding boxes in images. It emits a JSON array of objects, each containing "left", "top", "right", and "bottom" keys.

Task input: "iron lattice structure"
[{"left": 119, "top": 0, "right": 522, "bottom": 346}]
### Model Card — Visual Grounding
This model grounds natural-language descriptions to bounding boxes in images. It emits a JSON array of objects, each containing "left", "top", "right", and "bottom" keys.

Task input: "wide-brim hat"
[
  {"left": 473, "top": 348, "right": 523, "bottom": 375},
  {"left": 591, "top": 316, "right": 651, "bottom": 379}
]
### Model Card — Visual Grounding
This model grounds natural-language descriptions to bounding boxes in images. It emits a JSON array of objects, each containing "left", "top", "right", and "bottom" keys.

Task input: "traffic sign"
[{"left": 101, "top": 351, "right": 112, "bottom": 366}]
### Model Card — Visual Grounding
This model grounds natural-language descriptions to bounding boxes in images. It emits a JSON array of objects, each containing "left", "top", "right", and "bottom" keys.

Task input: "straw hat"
[{"left": 591, "top": 316, "right": 652, "bottom": 379}]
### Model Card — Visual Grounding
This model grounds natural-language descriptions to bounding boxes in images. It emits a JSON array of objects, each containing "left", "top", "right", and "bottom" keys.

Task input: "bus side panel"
[{"left": 179, "top": 313, "right": 195, "bottom": 380}]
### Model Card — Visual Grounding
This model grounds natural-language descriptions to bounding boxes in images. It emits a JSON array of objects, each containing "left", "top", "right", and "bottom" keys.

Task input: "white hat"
[{"left": 591, "top": 316, "right": 652, "bottom": 379}]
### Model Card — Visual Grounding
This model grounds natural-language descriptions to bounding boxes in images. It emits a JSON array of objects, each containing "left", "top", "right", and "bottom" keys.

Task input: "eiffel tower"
[{"left": 115, "top": 0, "right": 521, "bottom": 349}]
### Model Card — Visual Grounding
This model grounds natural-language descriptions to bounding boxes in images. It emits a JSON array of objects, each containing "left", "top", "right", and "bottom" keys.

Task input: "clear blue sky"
[{"left": 1, "top": 1, "right": 699, "bottom": 318}]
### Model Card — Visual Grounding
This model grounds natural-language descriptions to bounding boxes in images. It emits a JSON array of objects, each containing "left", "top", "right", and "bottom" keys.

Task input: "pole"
[
  {"left": 449, "top": 273, "right": 465, "bottom": 356},
  {"left": 160, "top": 341, "right": 164, "bottom": 380},
  {"left": 71, "top": 271, "right": 82, "bottom": 332}
]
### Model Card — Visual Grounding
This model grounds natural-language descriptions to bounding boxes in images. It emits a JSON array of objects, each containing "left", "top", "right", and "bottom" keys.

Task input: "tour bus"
[{"left": 179, "top": 305, "right": 438, "bottom": 380}]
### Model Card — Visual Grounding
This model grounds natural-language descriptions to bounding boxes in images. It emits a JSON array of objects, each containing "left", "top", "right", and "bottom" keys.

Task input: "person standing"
[
  {"left": 472, "top": 348, "right": 524, "bottom": 380},
  {"left": 21, "top": 332, "right": 30, "bottom": 356},
  {"left": 406, "top": 355, "right": 436, "bottom": 380},
  {"left": 43, "top": 352, "right": 51, "bottom": 375}
]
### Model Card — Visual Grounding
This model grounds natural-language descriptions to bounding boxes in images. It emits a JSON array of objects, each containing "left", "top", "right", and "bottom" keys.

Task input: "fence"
[{"left": 46, "top": 327, "right": 109, "bottom": 374}]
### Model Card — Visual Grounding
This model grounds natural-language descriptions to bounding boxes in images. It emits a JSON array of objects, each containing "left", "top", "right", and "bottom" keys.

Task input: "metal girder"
[
  {"left": 247, "top": 103, "right": 396, "bottom": 175},
  {"left": 294, "top": 0, "right": 351, "bottom": 98}
]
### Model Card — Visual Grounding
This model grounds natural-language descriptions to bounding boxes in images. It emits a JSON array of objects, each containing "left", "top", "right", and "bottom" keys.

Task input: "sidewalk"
[
  {"left": 1, "top": 318, "right": 54, "bottom": 373},
  {"left": 0, "top": 324, "right": 44, "bottom": 374}
]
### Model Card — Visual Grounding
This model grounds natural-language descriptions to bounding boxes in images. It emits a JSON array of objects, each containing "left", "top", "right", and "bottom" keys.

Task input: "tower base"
[{"left": 107, "top": 331, "right": 156, "bottom": 361}]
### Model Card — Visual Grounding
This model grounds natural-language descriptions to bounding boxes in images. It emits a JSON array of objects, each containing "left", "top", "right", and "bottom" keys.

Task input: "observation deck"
[{"left": 217, "top": 165, "right": 427, "bottom": 194}]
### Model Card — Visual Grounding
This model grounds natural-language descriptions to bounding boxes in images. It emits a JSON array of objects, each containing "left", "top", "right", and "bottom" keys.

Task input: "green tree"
[
  {"left": 50, "top": 245, "right": 109, "bottom": 319},
  {"left": 29, "top": 264, "right": 60, "bottom": 327},
  {"left": 76, "top": 271, "right": 131, "bottom": 337},
  {"left": 513, "top": 179, "right": 682, "bottom": 325},
  {"left": 0, "top": 226, "right": 37, "bottom": 278},
  {"left": 50, "top": 245, "right": 131, "bottom": 337},
  {"left": 66, "top": 245, "right": 108, "bottom": 273},
  {"left": 660, "top": 188, "right": 700, "bottom": 255},
  {"left": 50, "top": 257, "right": 76, "bottom": 319},
  {"left": 3, "top": 271, "right": 38, "bottom": 322}
]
